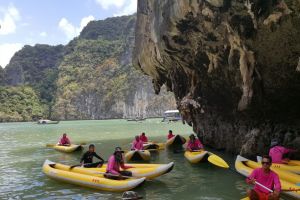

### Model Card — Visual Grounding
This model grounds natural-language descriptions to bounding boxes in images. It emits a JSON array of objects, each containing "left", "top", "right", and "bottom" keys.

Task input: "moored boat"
[{"left": 37, "top": 119, "right": 60, "bottom": 124}]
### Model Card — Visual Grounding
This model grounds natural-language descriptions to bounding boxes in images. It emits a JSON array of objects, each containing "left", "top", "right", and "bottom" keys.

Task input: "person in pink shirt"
[
  {"left": 131, "top": 136, "right": 144, "bottom": 150},
  {"left": 167, "top": 130, "right": 175, "bottom": 140},
  {"left": 139, "top": 132, "right": 148, "bottom": 143},
  {"left": 186, "top": 134, "right": 203, "bottom": 151},
  {"left": 269, "top": 140, "right": 297, "bottom": 164},
  {"left": 106, "top": 147, "right": 133, "bottom": 179},
  {"left": 58, "top": 133, "right": 71, "bottom": 146},
  {"left": 246, "top": 155, "right": 281, "bottom": 200}
]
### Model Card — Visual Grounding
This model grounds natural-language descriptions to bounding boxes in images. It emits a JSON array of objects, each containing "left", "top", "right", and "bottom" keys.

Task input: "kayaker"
[
  {"left": 106, "top": 147, "right": 133, "bottom": 179},
  {"left": 269, "top": 139, "right": 297, "bottom": 164},
  {"left": 167, "top": 130, "right": 175, "bottom": 139},
  {"left": 186, "top": 134, "right": 203, "bottom": 151},
  {"left": 58, "top": 133, "right": 71, "bottom": 146},
  {"left": 139, "top": 132, "right": 148, "bottom": 143},
  {"left": 131, "top": 136, "right": 144, "bottom": 150},
  {"left": 80, "top": 144, "right": 104, "bottom": 168},
  {"left": 246, "top": 155, "right": 281, "bottom": 200}
]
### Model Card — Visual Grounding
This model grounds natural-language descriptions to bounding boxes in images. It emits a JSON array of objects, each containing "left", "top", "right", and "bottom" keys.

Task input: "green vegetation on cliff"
[
  {"left": 0, "top": 86, "right": 44, "bottom": 122},
  {"left": 1, "top": 15, "right": 176, "bottom": 122}
]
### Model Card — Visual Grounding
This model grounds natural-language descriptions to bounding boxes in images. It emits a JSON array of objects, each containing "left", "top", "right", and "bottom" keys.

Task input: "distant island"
[{"left": 0, "top": 15, "right": 176, "bottom": 122}]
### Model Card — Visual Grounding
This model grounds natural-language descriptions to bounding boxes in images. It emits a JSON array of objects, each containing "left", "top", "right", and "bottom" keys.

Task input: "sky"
[{"left": 0, "top": 0, "right": 137, "bottom": 68}]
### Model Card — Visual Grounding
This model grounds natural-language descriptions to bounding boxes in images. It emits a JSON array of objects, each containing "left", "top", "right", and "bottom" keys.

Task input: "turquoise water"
[{"left": 0, "top": 119, "right": 252, "bottom": 199}]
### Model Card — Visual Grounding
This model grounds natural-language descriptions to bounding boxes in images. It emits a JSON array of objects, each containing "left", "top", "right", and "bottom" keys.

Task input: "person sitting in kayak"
[
  {"left": 186, "top": 134, "right": 203, "bottom": 151},
  {"left": 269, "top": 139, "right": 297, "bottom": 164},
  {"left": 167, "top": 130, "right": 175, "bottom": 139},
  {"left": 58, "top": 133, "right": 71, "bottom": 146},
  {"left": 246, "top": 155, "right": 281, "bottom": 200},
  {"left": 139, "top": 132, "right": 148, "bottom": 143},
  {"left": 131, "top": 136, "right": 144, "bottom": 150},
  {"left": 106, "top": 147, "right": 133, "bottom": 179},
  {"left": 80, "top": 144, "right": 104, "bottom": 168}
]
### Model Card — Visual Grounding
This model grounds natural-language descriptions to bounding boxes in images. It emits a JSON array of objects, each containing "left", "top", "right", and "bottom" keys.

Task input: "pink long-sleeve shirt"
[
  {"left": 167, "top": 134, "right": 175, "bottom": 139},
  {"left": 139, "top": 135, "right": 148, "bottom": 143},
  {"left": 187, "top": 139, "right": 203, "bottom": 150},
  {"left": 131, "top": 139, "right": 144, "bottom": 150},
  {"left": 247, "top": 168, "right": 281, "bottom": 194},
  {"left": 269, "top": 146, "right": 296, "bottom": 164},
  {"left": 106, "top": 155, "right": 131, "bottom": 175},
  {"left": 58, "top": 136, "right": 70, "bottom": 145}
]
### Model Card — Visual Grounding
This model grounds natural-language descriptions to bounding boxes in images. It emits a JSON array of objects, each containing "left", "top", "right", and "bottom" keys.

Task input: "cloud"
[
  {"left": 58, "top": 15, "right": 95, "bottom": 40},
  {"left": 0, "top": 4, "right": 20, "bottom": 35},
  {"left": 114, "top": 0, "right": 137, "bottom": 16},
  {"left": 0, "top": 43, "right": 23, "bottom": 67},
  {"left": 40, "top": 31, "right": 47, "bottom": 37},
  {"left": 95, "top": 0, "right": 126, "bottom": 10}
]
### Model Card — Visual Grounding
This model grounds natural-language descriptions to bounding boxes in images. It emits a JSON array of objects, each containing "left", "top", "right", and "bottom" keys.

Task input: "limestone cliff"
[{"left": 134, "top": 0, "right": 300, "bottom": 157}]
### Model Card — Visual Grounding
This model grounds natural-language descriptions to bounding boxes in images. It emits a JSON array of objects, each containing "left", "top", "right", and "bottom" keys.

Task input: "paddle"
[
  {"left": 207, "top": 153, "right": 230, "bottom": 169},
  {"left": 46, "top": 142, "right": 86, "bottom": 147}
]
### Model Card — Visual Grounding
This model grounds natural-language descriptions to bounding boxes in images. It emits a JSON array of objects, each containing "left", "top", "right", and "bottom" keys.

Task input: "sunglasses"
[{"left": 262, "top": 161, "right": 271, "bottom": 165}]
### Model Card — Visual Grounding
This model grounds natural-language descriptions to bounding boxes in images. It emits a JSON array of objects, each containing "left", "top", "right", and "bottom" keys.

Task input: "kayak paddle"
[{"left": 207, "top": 153, "right": 229, "bottom": 169}]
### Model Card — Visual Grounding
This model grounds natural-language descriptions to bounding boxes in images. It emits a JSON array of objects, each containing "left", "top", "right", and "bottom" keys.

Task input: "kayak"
[
  {"left": 235, "top": 155, "right": 300, "bottom": 199},
  {"left": 52, "top": 144, "right": 83, "bottom": 153},
  {"left": 184, "top": 150, "right": 208, "bottom": 164},
  {"left": 125, "top": 150, "right": 151, "bottom": 161},
  {"left": 43, "top": 160, "right": 145, "bottom": 192},
  {"left": 166, "top": 135, "right": 186, "bottom": 147},
  {"left": 257, "top": 156, "right": 300, "bottom": 174},
  {"left": 70, "top": 162, "right": 174, "bottom": 180},
  {"left": 143, "top": 142, "right": 165, "bottom": 150}
]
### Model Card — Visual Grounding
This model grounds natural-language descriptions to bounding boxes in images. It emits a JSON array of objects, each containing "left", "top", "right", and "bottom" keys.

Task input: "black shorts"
[
  {"left": 105, "top": 171, "right": 132, "bottom": 180},
  {"left": 83, "top": 161, "right": 104, "bottom": 168}
]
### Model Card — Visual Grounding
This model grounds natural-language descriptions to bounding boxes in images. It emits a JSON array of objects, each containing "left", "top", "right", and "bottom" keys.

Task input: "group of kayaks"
[
  {"left": 45, "top": 135, "right": 300, "bottom": 198},
  {"left": 236, "top": 155, "right": 300, "bottom": 199}
]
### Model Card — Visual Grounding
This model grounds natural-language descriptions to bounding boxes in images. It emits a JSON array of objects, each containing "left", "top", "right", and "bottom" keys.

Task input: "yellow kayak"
[
  {"left": 125, "top": 150, "right": 151, "bottom": 161},
  {"left": 235, "top": 155, "right": 300, "bottom": 199},
  {"left": 143, "top": 142, "right": 165, "bottom": 150},
  {"left": 70, "top": 162, "right": 174, "bottom": 180},
  {"left": 52, "top": 144, "right": 83, "bottom": 153},
  {"left": 184, "top": 150, "right": 208, "bottom": 164},
  {"left": 166, "top": 135, "right": 186, "bottom": 147},
  {"left": 43, "top": 160, "right": 145, "bottom": 192},
  {"left": 257, "top": 156, "right": 300, "bottom": 174}
]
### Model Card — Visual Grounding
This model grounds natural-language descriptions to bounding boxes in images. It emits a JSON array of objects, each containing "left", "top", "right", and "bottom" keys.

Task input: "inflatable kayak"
[
  {"left": 235, "top": 155, "right": 300, "bottom": 199},
  {"left": 125, "top": 150, "right": 151, "bottom": 161},
  {"left": 71, "top": 162, "right": 174, "bottom": 180},
  {"left": 52, "top": 144, "right": 83, "bottom": 153},
  {"left": 184, "top": 150, "right": 208, "bottom": 164},
  {"left": 166, "top": 135, "right": 186, "bottom": 147},
  {"left": 143, "top": 142, "right": 165, "bottom": 150},
  {"left": 43, "top": 160, "right": 145, "bottom": 192}
]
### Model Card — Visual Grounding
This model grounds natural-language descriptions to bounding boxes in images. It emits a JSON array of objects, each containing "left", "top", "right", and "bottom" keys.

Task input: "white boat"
[
  {"left": 37, "top": 119, "right": 60, "bottom": 124},
  {"left": 162, "top": 110, "right": 181, "bottom": 122}
]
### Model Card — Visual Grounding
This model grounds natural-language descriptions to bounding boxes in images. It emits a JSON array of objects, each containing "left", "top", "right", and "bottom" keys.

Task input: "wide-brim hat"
[{"left": 121, "top": 191, "right": 143, "bottom": 200}]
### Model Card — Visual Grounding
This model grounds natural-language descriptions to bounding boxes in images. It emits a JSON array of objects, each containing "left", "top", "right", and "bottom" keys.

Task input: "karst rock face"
[{"left": 133, "top": 0, "right": 300, "bottom": 157}]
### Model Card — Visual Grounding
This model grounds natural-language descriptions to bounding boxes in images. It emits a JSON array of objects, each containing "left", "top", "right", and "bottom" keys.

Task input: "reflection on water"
[{"left": 0, "top": 119, "right": 255, "bottom": 199}]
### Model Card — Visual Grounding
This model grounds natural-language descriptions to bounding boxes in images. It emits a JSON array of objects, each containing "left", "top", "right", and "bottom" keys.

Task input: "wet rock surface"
[{"left": 133, "top": 0, "right": 300, "bottom": 157}]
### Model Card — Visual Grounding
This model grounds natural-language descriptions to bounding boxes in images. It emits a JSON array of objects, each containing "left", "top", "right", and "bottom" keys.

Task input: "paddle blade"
[
  {"left": 208, "top": 154, "right": 229, "bottom": 169},
  {"left": 46, "top": 144, "right": 55, "bottom": 147}
]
